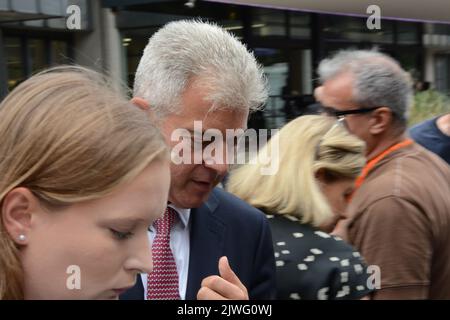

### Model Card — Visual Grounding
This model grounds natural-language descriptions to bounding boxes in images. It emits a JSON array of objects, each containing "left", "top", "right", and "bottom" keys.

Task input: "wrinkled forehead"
[{"left": 172, "top": 96, "right": 248, "bottom": 128}]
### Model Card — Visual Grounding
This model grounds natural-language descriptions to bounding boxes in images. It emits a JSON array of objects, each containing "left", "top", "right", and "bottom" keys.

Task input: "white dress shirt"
[{"left": 141, "top": 205, "right": 191, "bottom": 300}]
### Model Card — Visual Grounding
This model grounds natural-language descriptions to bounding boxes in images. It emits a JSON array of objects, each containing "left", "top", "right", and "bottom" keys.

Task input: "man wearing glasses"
[{"left": 315, "top": 50, "right": 450, "bottom": 299}]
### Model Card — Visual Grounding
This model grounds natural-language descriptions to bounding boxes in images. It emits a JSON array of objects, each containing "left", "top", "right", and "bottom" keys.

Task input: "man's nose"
[{"left": 203, "top": 160, "right": 229, "bottom": 176}]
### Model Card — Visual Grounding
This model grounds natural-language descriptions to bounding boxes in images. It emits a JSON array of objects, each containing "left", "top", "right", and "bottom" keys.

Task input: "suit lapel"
[{"left": 185, "top": 190, "right": 226, "bottom": 299}]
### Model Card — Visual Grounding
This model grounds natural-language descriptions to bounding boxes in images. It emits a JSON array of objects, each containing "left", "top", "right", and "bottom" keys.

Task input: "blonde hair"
[
  {"left": 0, "top": 66, "right": 168, "bottom": 299},
  {"left": 227, "top": 115, "right": 366, "bottom": 226}
]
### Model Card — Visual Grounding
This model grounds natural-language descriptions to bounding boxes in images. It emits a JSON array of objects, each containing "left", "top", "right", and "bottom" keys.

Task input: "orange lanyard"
[{"left": 354, "top": 139, "right": 414, "bottom": 190}]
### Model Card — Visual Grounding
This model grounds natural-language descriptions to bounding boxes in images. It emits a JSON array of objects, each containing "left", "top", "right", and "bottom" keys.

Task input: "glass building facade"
[
  {"left": 0, "top": 0, "right": 89, "bottom": 97},
  {"left": 110, "top": 0, "right": 442, "bottom": 128},
  {"left": 1, "top": 0, "right": 449, "bottom": 129}
]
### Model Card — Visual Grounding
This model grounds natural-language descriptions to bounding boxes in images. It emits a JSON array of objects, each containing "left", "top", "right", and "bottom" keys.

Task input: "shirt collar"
[{"left": 167, "top": 204, "right": 191, "bottom": 229}]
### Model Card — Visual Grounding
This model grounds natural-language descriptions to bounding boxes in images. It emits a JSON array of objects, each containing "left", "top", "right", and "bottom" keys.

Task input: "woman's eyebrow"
[{"left": 103, "top": 217, "right": 147, "bottom": 228}]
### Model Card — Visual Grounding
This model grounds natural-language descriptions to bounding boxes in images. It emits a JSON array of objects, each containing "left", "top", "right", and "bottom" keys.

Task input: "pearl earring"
[{"left": 18, "top": 234, "right": 26, "bottom": 241}]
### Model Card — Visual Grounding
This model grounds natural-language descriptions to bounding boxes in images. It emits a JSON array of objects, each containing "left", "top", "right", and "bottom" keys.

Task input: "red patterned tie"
[{"left": 147, "top": 207, "right": 180, "bottom": 300}]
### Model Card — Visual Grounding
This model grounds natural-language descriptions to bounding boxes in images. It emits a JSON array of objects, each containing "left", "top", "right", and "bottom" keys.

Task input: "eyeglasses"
[
  {"left": 326, "top": 116, "right": 346, "bottom": 133},
  {"left": 320, "top": 105, "right": 383, "bottom": 118},
  {"left": 314, "top": 117, "right": 346, "bottom": 160}
]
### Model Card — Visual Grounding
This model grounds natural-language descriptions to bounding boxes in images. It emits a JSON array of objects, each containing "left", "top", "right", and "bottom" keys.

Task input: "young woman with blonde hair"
[
  {"left": 228, "top": 115, "right": 373, "bottom": 300},
  {"left": 0, "top": 66, "right": 170, "bottom": 299}
]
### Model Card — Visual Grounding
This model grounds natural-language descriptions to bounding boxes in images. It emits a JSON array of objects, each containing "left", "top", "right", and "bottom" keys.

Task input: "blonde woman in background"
[
  {"left": 0, "top": 66, "right": 170, "bottom": 299},
  {"left": 227, "top": 115, "right": 374, "bottom": 300}
]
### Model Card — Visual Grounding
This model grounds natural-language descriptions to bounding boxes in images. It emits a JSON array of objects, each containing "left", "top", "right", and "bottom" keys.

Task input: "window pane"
[
  {"left": 324, "top": 16, "right": 394, "bottom": 43},
  {"left": 252, "top": 8, "right": 286, "bottom": 37},
  {"left": 11, "top": 0, "right": 38, "bottom": 12},
  {"left": 23, "top": 19, "right": 45, "bottom": 27},
  {"left": 397, "top": 22, "right": 420, "bottom": 44},
  {"left": 435, "top": 55, "right": 450, "bottom": 95},
  {"left": 254, "top": 47, "right": 288, "bottom": 128},
  {"left": 432, "top": 24, "right": 450, "bottom": 35},
  {"left": 4, "top": 37, "right": 24, "bottom": 91},
  {"left": 51, "top": 40, "right": 70, "bottom": 65},
  {"left": 220, "top": 20, "right": 244, "bottom": 39},
  {"left": 122, "top": 31, "right": 152, "bottom": 87},
  {"left": 289, "top": 12, "right": 310, "bottom": 39},
  {"left": 28, "top": 38, "right": 47, "bottom": 73},
  {"left": 0, "top": 0, "right": 8, "bottom": 10},
  {"left": 394, "top": 49, "right": 421, "bottom": 81}
]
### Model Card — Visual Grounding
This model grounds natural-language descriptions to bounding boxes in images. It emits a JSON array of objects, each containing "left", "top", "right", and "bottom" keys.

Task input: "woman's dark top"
[{"left": 267, "top": 213, "right": 374, "bottom": 300}]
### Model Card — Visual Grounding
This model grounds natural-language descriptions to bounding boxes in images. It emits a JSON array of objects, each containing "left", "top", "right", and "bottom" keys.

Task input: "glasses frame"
[
  {"left": 321, "top": 105, "right": 383, "bottom": 117},
  {"left": 314, "top": 117, "right": 346, "bottom": 160}
]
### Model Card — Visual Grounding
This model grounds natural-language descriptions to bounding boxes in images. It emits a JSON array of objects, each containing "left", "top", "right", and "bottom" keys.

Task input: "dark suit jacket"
[{"left": 121, "top": 187, "right": 276, "bottom": 300}]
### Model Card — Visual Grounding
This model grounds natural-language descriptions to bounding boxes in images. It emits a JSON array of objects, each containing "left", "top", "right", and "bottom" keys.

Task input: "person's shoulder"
[
  {"left": 410, "top": 142, "right": 450, "bottom": 169},
  {"left": 267, "top": 214, "right": 312, "bottom": 240},
  {"left": 269, "top": 216, "right": 358, "bottom": 256},
  {"left": 409, "top": 117, "right": 442, "bottom": 143},
  {"left": 210, "top": 187, "right": 266, "bottom": 221},
  {"left": 410, "top": 117, "right": 436, "bottom": 135},
  {"left": 314, "top": 232, "right": 361, "bottom": 257},
  {"left": 294, "top": 223, "right": 359, "bottom": 257},
  {"left": 360, "top": 143, "right": 450, "bottom": 199},
  {"left": 392, "top": 143, "right": 450, "bottom": 182},
  {"left": 211, "top": 187, "right": 257, "bottom": 210},
  {"left": 267, "top": 214, "right": 312, "bottom": 234}
]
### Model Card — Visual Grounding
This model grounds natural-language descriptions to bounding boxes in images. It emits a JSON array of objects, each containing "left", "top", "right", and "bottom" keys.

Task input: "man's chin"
[
  {"left": 187, "top": 193, "right": 211, "bottom": 208},
  {"left": 172, "top": 189, "right": 212, "bottom": 209}
]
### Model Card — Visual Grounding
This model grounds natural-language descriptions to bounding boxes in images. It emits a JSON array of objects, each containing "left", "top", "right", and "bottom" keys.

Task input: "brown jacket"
[{"left": 346, "top": 142, "right": 450, "bottom": 299}]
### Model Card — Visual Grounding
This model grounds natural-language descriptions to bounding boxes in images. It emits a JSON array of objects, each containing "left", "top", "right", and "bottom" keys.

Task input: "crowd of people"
[{"left": 0, "top": 20, "right": 449, "bottom": 300}]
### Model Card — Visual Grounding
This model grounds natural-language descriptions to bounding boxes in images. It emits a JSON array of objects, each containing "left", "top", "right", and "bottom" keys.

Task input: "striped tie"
[{"left": 147, "top": 207, "right": 180, "bottom": 300}]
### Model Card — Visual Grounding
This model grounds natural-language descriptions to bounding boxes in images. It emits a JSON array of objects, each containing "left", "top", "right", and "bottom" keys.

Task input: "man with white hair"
[
  {"left": 121, "top": 20, "right": 276, "bottom": 300},
  {"left": 316, "top": 50, "right": 450, "bottom": 299}
]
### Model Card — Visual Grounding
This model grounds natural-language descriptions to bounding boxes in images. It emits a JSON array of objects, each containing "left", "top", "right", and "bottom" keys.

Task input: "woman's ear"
[
  {"left": 314, "top": 168, "right": 327, "bottom": 187},
  {"left": 315, "top": 168, "right": 325, "bottom": 180},
  {"left": 1, "top": 188, "right": 39, "bottom": 246}
]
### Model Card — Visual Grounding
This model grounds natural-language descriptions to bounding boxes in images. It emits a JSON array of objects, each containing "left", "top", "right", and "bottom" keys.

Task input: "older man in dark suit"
[{"left": 121, "top": 20, "right": 276, "bottom": 300}]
